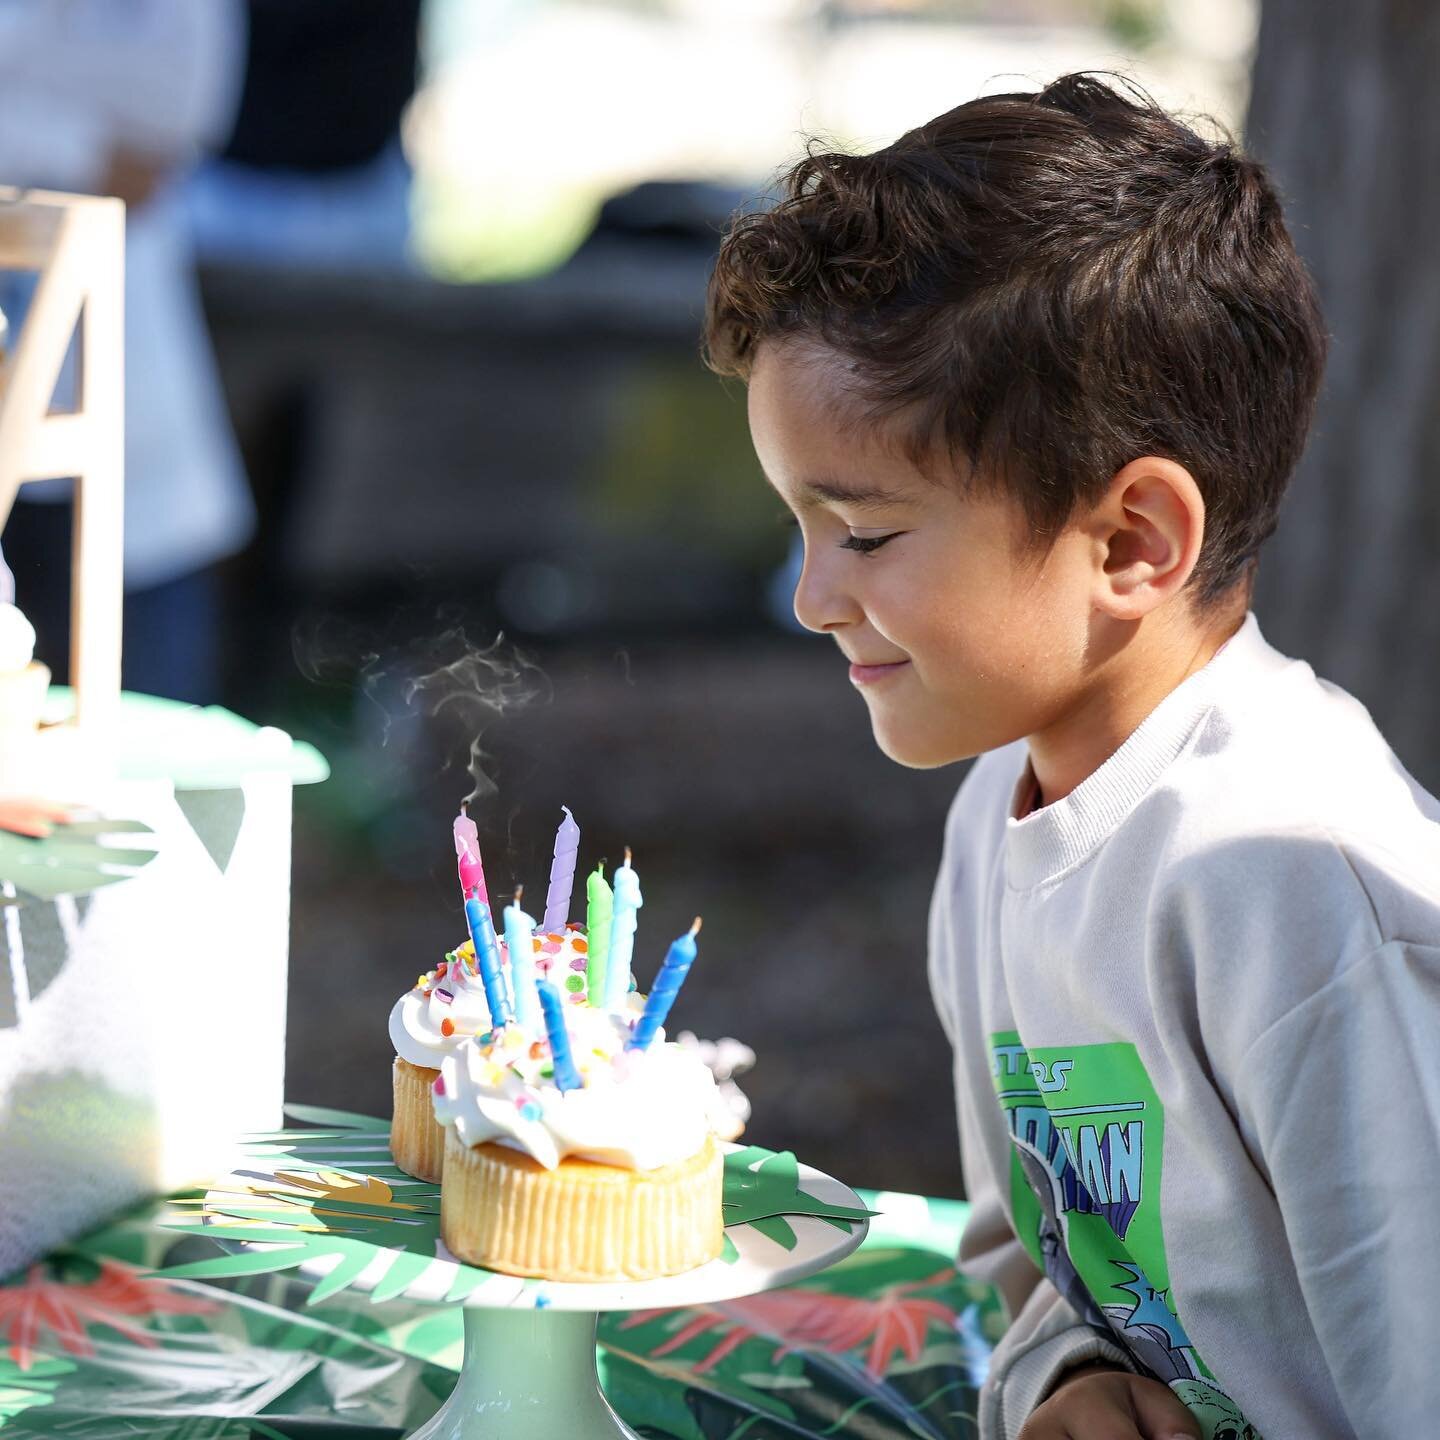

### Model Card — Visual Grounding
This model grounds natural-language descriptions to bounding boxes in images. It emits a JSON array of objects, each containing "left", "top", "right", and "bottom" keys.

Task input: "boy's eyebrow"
[{"left": 798, "top": 477, "right": 907, "bottom": 510}]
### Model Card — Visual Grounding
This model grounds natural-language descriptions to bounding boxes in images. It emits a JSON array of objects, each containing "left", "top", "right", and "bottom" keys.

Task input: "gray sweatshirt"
[{"left": 928, "top": 612, "right": 1440, "bottom": 1440}]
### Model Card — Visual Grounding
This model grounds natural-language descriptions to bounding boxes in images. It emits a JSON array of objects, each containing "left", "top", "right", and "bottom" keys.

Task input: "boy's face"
[{"left": 748, "top": 339, "right": 1098, "bottom": 769}]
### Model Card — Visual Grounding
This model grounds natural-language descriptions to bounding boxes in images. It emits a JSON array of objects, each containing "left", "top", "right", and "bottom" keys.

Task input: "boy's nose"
[{"left": 792, "top": 551, "right": 862, "bottom": 634}]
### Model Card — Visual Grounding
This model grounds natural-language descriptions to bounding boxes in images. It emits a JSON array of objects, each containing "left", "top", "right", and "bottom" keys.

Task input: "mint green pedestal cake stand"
[{"left": 157, "top": 1109, "right": 874, "bottom": 1439}]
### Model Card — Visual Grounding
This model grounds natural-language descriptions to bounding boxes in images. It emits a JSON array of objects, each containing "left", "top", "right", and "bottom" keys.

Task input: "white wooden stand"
[{"left": 0, "top": 187, "right": 125, "bottom": 738}]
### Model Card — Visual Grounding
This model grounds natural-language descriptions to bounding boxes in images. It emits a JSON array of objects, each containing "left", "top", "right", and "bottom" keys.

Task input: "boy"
[{"left": 703, "top": 73, "right": 1440, "bottom": 1440}]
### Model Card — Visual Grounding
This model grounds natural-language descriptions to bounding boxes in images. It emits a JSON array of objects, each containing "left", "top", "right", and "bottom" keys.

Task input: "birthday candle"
[
  {"left": 603, "top": 849, "right": 643, "bottom": 1009},
  {"left": 542, "top": 807, "right": 581, "bottom": 932},
  {"left": 586, "top": 863, "right": 612, "bottom": 1000},
  {"left": 465, "top": 895, "right": 510, "bottom": 1027},
  {"left": 504, "top": 888, "right": 541, "bottom": 1032},
  {"left": 538, "top": 979, "right": 584, "bottom": 1091},
  {"left": 454, "top": 803, "right": 488, "bottom": 904},
  {"left": 629, "top": 918, "right": 701, "bottom": 1051}
]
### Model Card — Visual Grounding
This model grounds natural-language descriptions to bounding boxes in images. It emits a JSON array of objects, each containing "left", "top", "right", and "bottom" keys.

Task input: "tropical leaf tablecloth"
[{"left": 0, "top": 1116, "right": 1002, "bottom": 1439}]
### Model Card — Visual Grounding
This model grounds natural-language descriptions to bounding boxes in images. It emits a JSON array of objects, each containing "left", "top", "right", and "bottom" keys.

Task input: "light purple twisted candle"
[{"left": 542, "top": 806, "right": 581, "bottom": 932}]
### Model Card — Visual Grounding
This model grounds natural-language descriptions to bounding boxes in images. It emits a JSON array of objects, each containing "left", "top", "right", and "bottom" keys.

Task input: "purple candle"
[{"left": 542, "top": 806, "right": 581, "bottom": 932}]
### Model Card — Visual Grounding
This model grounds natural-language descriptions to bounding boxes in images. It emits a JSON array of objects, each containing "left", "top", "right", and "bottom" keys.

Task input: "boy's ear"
[{"left": 1088, "top": 456, "right": 1205, "bottom": 619}]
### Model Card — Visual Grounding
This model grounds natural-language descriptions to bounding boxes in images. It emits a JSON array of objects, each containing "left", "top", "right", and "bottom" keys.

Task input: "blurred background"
[{"left": 2, "top": 0, "right": 1431, "bottom": 1199}]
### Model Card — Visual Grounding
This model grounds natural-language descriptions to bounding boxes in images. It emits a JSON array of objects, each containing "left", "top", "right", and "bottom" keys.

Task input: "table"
[{"left": 0, "top": 1109, "right": 1001, "bottom": 1439}]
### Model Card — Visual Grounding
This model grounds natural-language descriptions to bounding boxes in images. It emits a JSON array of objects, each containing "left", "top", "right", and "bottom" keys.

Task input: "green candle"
[{"left": 585, "top": 863, "right": 612, "bottom": 1001}]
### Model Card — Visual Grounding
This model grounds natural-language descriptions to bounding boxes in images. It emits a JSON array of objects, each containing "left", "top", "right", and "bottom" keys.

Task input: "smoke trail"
[
  {"left": 292, "top": 616, "right": 549, "bottom": 804},
  {"left": 402, "top": 629, "right": 549, "bottom": 803}
]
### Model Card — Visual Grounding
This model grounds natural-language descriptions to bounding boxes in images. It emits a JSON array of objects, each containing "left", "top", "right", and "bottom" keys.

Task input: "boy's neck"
[{"left": 1024, "top": 605, "right": 1247, "bottom": 811}]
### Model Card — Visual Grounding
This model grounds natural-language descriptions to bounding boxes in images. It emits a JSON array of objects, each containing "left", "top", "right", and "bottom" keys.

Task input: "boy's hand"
[{"left": 1019, "top": 1364, "right": 1200, "bottom": 1440}]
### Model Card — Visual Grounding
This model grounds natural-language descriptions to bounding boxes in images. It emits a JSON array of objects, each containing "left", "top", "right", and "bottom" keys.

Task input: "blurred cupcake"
[
  {"left": 389, "top": 927, "right": 594, "bottom": 1181},
  {"left": 389, "top": 943, "right": 497, "bottom": 1182}
]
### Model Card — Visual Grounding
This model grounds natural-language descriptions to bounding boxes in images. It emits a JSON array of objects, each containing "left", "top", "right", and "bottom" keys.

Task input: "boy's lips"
[{"left": 848, "top": 658, "right": 911, "bottom": 687}]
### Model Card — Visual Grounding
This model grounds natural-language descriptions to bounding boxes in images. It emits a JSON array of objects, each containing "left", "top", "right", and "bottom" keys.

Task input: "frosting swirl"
[{"left": 432, "top": 1004, "right": 721, "bottom": 1171}]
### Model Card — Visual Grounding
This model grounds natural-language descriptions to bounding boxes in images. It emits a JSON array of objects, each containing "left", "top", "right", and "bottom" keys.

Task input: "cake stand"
[
  {"left": 408, "top": 1160, "right": 866, "bottom": 1440},
  {"left": 163, "top": 1115, "right": 871, "bottom": 1440}
]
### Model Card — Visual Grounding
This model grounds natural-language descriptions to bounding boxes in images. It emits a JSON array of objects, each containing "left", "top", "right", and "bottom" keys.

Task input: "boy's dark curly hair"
[{"left": 704, "top": 73, "right": 1327, "bottom": 607}]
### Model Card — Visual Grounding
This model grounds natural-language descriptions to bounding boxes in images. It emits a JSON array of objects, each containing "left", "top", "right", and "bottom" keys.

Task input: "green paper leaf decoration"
[
  {"left": 281, "top": 1104, "right": 391, "bottom": 1132},
  {"left": 746, "top": 1214, "right": 799, "bottom": 1251},
  {"left": 0, "top": 817, "right": 157, "bottom": 901},
  {"left": 305, "top": 1248, "right": 382, "bottom": 1307},
  {"left": 722, "top": 1146, "right": 878, "bottom": 1234},
  {"left": 156, "top": 1245, "right": 314, "bottom": 1283},
  {"left": 0, "top": 1354, "right": 76, "bottom": 1423},
  {"left": 156, "top": 1120, "right": 873, "bottom": 1302}
]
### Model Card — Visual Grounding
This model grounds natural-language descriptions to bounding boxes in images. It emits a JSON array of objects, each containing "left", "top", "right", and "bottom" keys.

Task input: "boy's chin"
[{"left": 869, "top": 713, "right": 975, "bottom": 770}]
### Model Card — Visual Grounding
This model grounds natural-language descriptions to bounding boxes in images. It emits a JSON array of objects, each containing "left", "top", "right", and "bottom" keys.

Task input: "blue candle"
[
  {"left": 465, "top": 896, "right": 510, "bottom": 1027},
  {"left": 538, "top": 979, "right": 584, "bottom": 1092},
  {"left": 629, "top": 918, "right": 701, "bottom": 1050},
  {"left": 603, "top": 848, "right": 643, "bottom": 1009},
  {"left": 504, "top": 888, "right": 541, "bottom": 1032}
]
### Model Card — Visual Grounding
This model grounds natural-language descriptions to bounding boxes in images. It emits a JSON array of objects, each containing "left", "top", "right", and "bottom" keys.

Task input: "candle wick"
[
  {"left": 691, "top": 916, "right": 703, "bottom": 935},
  {"left": 514, "top": 884, "right": 524, "bottom": 904},
  {"left": 623, "top": 845, "right": 633, "bottom": 866},
  {"left": 460, "top": 800, "right": 469, "bottom": 816}
]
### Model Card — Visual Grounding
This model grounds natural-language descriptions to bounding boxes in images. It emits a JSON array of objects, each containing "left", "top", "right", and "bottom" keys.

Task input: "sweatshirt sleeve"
[{"left": 1237, "top": 938, "right": 1440, "bottom": 1437}]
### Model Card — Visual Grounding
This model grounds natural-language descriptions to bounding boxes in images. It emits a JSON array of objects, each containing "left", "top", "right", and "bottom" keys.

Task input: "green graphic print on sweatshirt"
[{"left": 990, "top": 1032, "right": 1262, "bottom": 1440}]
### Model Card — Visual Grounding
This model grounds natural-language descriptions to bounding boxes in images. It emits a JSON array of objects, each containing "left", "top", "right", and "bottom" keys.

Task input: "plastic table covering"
[{"left": 0, "top": 1161, "right": 999, "bottom": 1439}]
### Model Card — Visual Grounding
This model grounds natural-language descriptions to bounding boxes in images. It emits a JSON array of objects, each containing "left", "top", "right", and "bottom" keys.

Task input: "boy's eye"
[{"left": 839, "top": 531, "right": 902, "bottom": 556}]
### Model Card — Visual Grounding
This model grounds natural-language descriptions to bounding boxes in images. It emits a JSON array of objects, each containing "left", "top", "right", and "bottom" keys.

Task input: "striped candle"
[
  {"left": 454, "top": 803, "right": 488, "bottom": 904},
  {"left": 538, "top": 979, "right": 584, "bottom": 1091},
  {"left": 504, "top": 889, "right": 541, "bottom": 1033},
  {"left": 629, "top": 918, "right": 701, "bottom": 1050},
  {"left": 585, "top": 863, "right": 612, "bottom": 1000},
  {"left": 465, "top": 896, "right": 510, "bottom": 1027},
  {"left": 603, "top": 849, "right": 643, "bottom": 1009},
  {"left": 542, "top": 806, "right": 581, "bottom": 932}
]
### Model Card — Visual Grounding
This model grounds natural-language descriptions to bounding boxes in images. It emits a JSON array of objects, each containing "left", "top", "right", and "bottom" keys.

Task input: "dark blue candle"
[
  {"left": 465, "top": 895, "right": 510, "bottom": 1028},
  {"left": 538, "top": 979, "right": 584, "bottom": 1091},
  {"left": 628, "top": 918, "right": 701, "bottom": 1051}
]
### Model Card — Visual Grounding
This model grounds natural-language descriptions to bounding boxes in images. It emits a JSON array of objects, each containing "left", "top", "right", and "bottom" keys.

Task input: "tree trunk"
[{"left": 1246, "top": 0, "right": 1440, "bottom": 790}]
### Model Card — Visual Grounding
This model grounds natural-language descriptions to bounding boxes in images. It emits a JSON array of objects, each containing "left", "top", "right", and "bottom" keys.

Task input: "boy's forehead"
[
  {"left": 749, "top": 339, "right": 931, "bottom": 506},
  {"left": 750, "top": 335, "right": 866, "bottom": 427}
]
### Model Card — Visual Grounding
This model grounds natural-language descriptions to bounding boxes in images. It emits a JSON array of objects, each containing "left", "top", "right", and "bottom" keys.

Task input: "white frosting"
[
  {"left": 389, "top": 956, "right": 496, "bottom": 1069},
  {"left": 389, "top": 929, "right": 596, "bottom": 1070},
  {"left": 0, "top": 604, "right": 36, "bottom": 673},
  {"left": 676, "top": 1030, "right": 756, "bottom": 1141},
  {"left": 432, "top": 1000, "right": 722, "bottom": 1172}
]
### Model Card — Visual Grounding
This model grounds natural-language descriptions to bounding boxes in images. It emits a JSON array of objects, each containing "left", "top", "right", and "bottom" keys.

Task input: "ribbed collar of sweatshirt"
[{"left": 1003, "top": 611, "right": 1290, "bottom": 890}]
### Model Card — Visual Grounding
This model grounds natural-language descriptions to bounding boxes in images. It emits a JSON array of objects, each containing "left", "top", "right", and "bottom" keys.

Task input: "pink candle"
[{"left": 454, "top": 802, "right": 488, "bottom": 904}]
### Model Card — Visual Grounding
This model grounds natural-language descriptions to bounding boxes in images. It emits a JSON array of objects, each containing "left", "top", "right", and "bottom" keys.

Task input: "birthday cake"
[{"left": 388, "top": 806, "right": 746, "bottom": 1281}]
